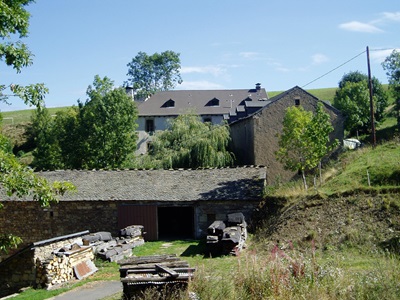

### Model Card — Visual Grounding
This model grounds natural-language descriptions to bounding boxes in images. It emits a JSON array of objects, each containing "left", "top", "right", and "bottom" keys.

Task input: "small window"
[
  {"left": 145, "top": 119, "right": 154, "bottom": 133},
  {"left": 203, "top": 117, "right": 212, "bottom": 123},
  {"left": 206, "top": 98, "right": 220, "bottom": 107},
  {"left": 295, "top": 98, "right": 300, "bottom": 106},
  {"left": 162, "top": 99, "right": 175, "bottom": 108}
]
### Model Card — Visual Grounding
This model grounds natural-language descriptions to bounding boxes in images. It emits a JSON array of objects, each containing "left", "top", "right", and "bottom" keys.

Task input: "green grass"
[
  {"left": 269, "top": 87, "right": 337, "bottom": 103},
  {"left": 321, "top": 140, "right": 400, "bottom": 193},
  {"left": 1, "top": 107, "right": 70, "bottom": 125}
]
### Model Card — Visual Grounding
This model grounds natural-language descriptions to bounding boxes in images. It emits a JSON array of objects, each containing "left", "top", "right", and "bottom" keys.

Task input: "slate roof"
[
  {"left": 2, "top": 167, "right": 266, "bottom": 202},
  {"left": 137, "top": 87, "right": 269, "bottom": 117},
  {"left": 229, "top": 86, "right": 342, "bottom": 125}
]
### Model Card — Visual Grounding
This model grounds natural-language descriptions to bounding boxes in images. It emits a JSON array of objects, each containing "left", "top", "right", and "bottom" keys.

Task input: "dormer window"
[
  {"left": 162, "top": 99, "right": 175, "bottom": 108},
  {"left": 206, "top": 98, "right": 220, "bottom": 107}
]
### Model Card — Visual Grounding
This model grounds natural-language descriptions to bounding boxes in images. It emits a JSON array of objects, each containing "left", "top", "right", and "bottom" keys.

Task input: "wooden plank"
[{"left": 155, "top": 264, "right": 178, "bottom": 278}]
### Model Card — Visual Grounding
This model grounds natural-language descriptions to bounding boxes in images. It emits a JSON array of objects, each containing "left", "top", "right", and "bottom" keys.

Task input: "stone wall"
[
  {"left": 0, "top": 200, "right": 119, "bottom": 253},
  {"left": 0, "top": 199, "right": 260, "bottom": 252},
  {"left": 0, "top": 234, "right": 86, "bottom": 297},
  {"left": 230, "top": 87, "right": 345, "bottom": 184}
]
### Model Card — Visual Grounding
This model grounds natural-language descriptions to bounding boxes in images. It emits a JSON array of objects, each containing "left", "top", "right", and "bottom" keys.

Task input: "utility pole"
[{"left": 366, "top": 46, "right": 376, "bottom": 147}]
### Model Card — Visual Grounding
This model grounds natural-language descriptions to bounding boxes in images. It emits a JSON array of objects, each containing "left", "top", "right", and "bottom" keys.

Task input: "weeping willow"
[{"left": 150, "top": 114, "right": 234, "bottom": 169}]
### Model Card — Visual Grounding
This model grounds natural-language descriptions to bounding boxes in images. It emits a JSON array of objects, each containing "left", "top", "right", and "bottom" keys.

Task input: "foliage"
[
  {"left": 334, "top": 81, "right": 371, "bottom": 133},
  {"left": 0, "top": 0, "right": 75, "bottom": 254},
  {"left": 144, "top": 114, "right": 234, "bottom": 169},
  {"left": 382, "top": 50, "right": 400, "bottom": 99},
  {"left": 382, "top": 49, "right": 400, "bottom": 129},
  {"left": 31, "top": 75, "right": 138, "bottom": 170},
  {"left": 276, "top": 103, "right": 336, "bottom": 190},
  {"left": 333, "top": 71, "right": 388, "bottom": 133},
  {"left": 338, "top": 71, "right": 388, "bottom": 122},
  {"left": 0, "top": 0, "right": 48, "bottom": 107},
  {"left": 126, "top": 50, "right": 182, "bottom": 100}
]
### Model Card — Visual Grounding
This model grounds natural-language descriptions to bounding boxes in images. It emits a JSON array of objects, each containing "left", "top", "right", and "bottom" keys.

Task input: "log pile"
[
  {"left": 119, "top": 254, "right": 196, "bottom": 298},
  {"left": 34, "top": 226, "right": 145, "bottom": 289},
  {"left": 35, "top": 244, "right": 95, "bottom": 289}
]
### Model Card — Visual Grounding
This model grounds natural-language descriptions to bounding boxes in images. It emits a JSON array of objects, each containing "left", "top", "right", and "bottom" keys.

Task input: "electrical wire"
[{"left": 301, "top": 50, "right": 366, "bottom": 88}]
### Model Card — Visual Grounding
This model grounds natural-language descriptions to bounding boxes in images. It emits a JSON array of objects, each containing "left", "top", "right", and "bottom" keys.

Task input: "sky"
[{"left": 1, "top": 0, "right": 399, "bottom": 111}]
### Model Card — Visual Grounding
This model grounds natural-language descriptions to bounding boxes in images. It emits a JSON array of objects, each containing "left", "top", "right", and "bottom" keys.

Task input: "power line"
[{"left": 302, "top": 50, "right": 366, "bottom": 88}]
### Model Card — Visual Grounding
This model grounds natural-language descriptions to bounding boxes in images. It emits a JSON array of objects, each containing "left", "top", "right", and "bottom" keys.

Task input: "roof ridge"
[{"left": 36, "top": 165, "right": 266, "bottom": 173}]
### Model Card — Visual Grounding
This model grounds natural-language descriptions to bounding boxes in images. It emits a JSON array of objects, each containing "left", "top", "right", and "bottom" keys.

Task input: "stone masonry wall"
[
  {"left": 0, "top": 200, "right": 119, "bottom": 253},
  {"left": 0, "top": 235, "right": 86, "bottom": 297}
]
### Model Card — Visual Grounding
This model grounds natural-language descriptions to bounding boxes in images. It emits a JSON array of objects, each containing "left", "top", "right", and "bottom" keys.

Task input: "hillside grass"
[{"left": 1, "top": 107, "right": 70, "bottom": 125}]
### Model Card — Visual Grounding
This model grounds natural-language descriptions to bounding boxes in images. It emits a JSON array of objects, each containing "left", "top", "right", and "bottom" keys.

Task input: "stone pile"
[{"left": 85, "top": 225, "right": 145, "bottom": 262}]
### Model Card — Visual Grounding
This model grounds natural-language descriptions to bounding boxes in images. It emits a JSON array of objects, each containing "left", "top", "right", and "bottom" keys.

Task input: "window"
[
  {"left": 203, "top": 117, "right": 212, "bottom": 123},
  {"left": 145, "top": 119, "right": 154, "bottom": 133},
  {"left": 295, "top": 97, "right": 300, "bottom": 106},
  {"left": 206, "top": 98, "right": 220, "bottom": 107},
  {"left": 162, "top": 99, "right": 175, "bottom": 108}
]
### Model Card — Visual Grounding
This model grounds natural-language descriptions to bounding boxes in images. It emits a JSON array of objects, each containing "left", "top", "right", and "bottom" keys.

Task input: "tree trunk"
[{"left": 302, "top": 170, "right": 308, "bottom": 191}]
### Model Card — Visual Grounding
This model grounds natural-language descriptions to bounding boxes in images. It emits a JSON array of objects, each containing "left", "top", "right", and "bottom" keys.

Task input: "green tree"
[
  {"left": 146, "top": 114, "right": 234, "bottom": 169},
  {"left": 382, "top": 49, "right": 400, "bottom": 130},
  {"left": 337, "top": 71, "right": 388, "bottom": 122},
  {"left": 32, "top": 76, "right": 139, "bottom": 170},
  {"left": 0, "top": 0, "right": 48, "bottom": 107},
  {"left": 31, "top": 107, "right": 63, "bottom": 170},
  {"left": 0, "top": 0, "right": 74, "bottom": 253},
  {"left": 126, "top": 51, "right": 182, "bottom": 100},
  {"left": 80, "top": 76, "right": 139, "bottom": 169},
  {"left": 276, "top": 103, "right": 336, "bottom": 190},
  {"left": 333, "top": 81, "right": 372, "bottom": 135}
]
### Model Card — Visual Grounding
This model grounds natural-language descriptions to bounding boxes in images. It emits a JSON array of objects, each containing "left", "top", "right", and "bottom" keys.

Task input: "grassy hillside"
[{"left": 268, "top": 87, "right": 337, "bottom": 102}]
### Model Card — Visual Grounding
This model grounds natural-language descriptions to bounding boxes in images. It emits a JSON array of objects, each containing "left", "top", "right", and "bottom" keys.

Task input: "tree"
[
  {"left": 334, "top": 71, "right": 388, "bottom": 134},
  {"left": 31, "top": 107, "right": 63, "bottom": 170},
  {"left": 276, "top": 103, "right": 336, "bottom": 190},
  {"left": 338, "top": 71, "right": 388, "bottom": 122},
  {"left": 382, "top": 49, "right": 400, "bottom": 130},
  {"left": 126, "top": 51, "right": 182, "bottom": 100},
  {"left": 32, "top": 76, "right": 139, "bottom": 170},
  {"left": 0, "top": 0, "right": 48, "bottom": 107},
  {"left": 0, "top": 0, "right": 74, "bottom": 253},
  {"left": 79, "top": 76, "right": 139, "bottom": 169},
  {"left": 145, "top": 114, "right": 234, "bottom": 169},
  {"left": 334, "top": 81, "right": 372, "bottom": 134}
]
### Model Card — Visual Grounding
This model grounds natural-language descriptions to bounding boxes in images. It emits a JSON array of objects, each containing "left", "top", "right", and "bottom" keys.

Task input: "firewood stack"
[{"left": 35, "top": 244, "right": 96, "bottom": 290}]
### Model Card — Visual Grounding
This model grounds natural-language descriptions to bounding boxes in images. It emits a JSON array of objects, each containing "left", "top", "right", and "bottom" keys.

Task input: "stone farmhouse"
[
  {"left": 230, "top": 86, "right": 345, "bottom": 183},
  {"left": 134, "top": 84, "right": 344, "bottom": 183},
  {"left": 134, "top": 83, "right": 269, "bottom": 154}
]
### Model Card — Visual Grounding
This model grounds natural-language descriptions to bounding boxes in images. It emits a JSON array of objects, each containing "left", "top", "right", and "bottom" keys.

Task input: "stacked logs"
[
  {"left": 35, "top": 244, "right": 95, "bottom": 290},
  {"left": 35, "top": 256, "right": 73, "bottom": 289}
]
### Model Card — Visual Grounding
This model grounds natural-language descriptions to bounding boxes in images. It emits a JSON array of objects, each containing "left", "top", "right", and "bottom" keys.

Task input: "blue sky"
[{"left": 1, "top": 0, "right": 399, "bottom": 111}]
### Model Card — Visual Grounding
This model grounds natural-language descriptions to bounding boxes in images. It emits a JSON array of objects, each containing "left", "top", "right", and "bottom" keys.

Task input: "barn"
[{"left": 0, "top": 167, "right": 266, "bottom": 250}]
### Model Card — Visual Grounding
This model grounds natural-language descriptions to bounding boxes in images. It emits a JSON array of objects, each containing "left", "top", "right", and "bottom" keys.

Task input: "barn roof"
[{"left": 2, "top": 167, "right": 266, "bottom": 202}]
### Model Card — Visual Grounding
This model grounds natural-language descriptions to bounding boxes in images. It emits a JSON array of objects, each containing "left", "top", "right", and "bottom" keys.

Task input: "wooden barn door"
[{"left": 118, "top": 204, "right": 158, "bottom": 241}]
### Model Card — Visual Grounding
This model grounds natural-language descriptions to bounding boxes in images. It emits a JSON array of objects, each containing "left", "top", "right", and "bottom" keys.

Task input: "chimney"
[
  {"left": 125, "top": 86, "right": 134, "bottom": 99},
  {"left": 255, "top": 83, "right": 261, "bottom": 91}
]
